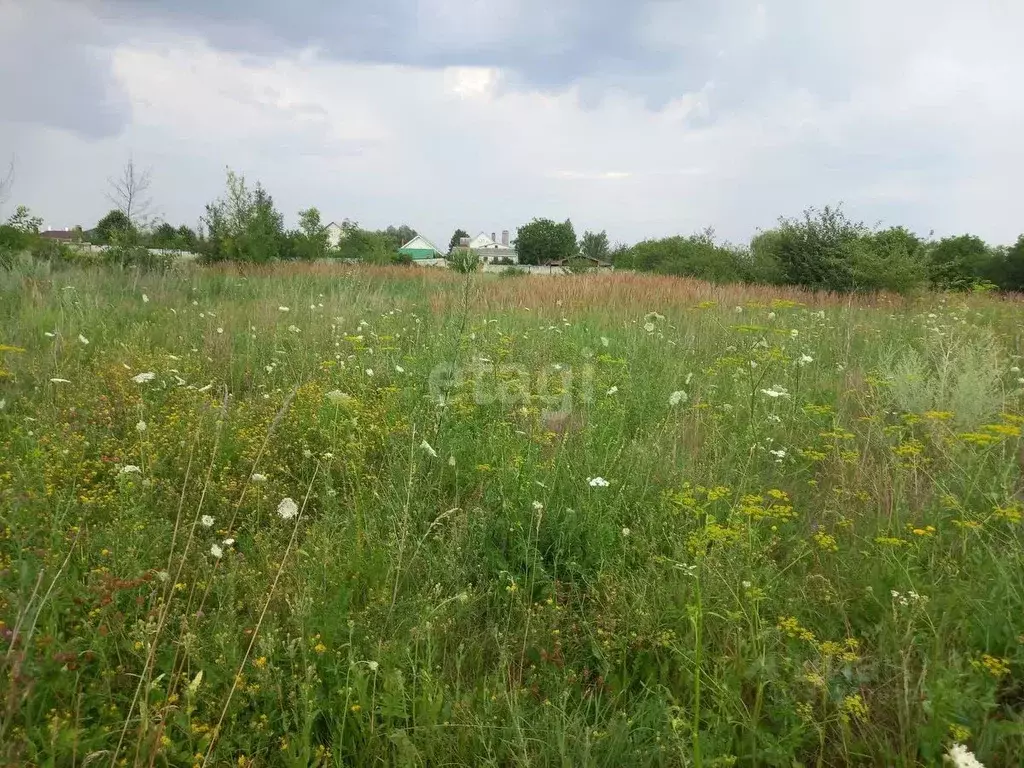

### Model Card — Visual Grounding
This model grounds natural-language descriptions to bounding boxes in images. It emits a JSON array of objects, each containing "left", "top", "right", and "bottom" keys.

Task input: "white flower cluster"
[
  {"left": 946, "top": 743, "right": 985, "bottom": 768},
  {"left": 891, "top": 589, "right": 928, "bottom": 607}
]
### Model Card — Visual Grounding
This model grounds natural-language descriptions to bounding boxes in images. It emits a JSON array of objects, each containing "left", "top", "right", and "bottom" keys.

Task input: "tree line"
[{"left": 2, "top": 163, "right": 1023, "bottom": 293}]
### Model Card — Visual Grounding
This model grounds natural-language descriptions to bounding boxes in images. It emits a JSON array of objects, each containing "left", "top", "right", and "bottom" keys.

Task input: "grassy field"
[{"left": 2, "top": 262, "right": 1024, "bottom": 767}]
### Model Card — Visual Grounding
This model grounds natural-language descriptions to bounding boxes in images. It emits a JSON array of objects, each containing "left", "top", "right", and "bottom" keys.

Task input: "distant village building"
[
  {"left": 324, "top": 221, "right": 347, "bottom": 248},
  {"left": 39, "top": 228, "right": 79, "bottom": 242},
  {"left": 397, "top": 234, "right": 443, "bottom": 260},
  {"left": 458, "top": 230, "right": 517, "bottom": 264}
]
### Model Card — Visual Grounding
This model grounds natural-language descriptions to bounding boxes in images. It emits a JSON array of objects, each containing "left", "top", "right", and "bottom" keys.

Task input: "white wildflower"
[
  {"left": 643, "top": 322, "right": 655, "bottom": 332},
  {"left": 606, "top": 385, "right": 618, "bottom": 396},
  {"left": 588, "top": 476, "right": 610, "bottom": 487},
  {"left": 760, "top": 385, "right": 790, "bottom": 398},
  {"left": 532, "top": 500, "right": 544, "bottom": 511},
  {"left": 142, "top": 293, "right": 149, "bottom": 303},
  {"left": 216, "top": 327, "right": 224, "bottom": 334},
  {"left": 302, "top": 448, "right": 312, "bottom": 458},
  {"left": 767, "top": 312, "right": 776, "bottom": 320},
  {"left": 136, "top": 420, "right": 147, "bottom": 433},
  {"left": 132, "top": 372, "right": 156, "bottom": 384},
  {"left": 734, "top": 306, "right": 743, "bottom": 313},
  {"left": 448, "top": 455, "right": 456, "bottom": 467},
  {"left": 420, "top": 439, "right": 438, "bottom": 458},
  {"left": 798, "top": 354, "right": 814, "bottom": 366},
  {"left": 668, "top": 390, "right": 688, "bottom": 406},
  {"left": 78, "top": 334, "right": 89, "bottom": 345},
  {"left": 209, "top": 543, "right": 223, "bottom": 559},
  {"left": 251, "top": 473, "right": 267, "bottom": 483},
  {"left": 222, "top": 537, "right": 235, "bottom": 547},
  {"left": 277, "top": 497, "right": 299, "bottom": 520},
  {"left": 365, "top": 368, "right": 374, "bottom": 377},
  {"left": 621, "top": 527, "right": 631, "bottom": 537},
  {"left": 325, "top": 389, "right": 354, "bottom": 407},
  {"left": 288, "top": 325, "right": 301, "bottom": 333},
  {"left": 742, "top": 580, "right": 752, "bottom": 589},
  {"left": 119, "top": 464, "right": 142, "bottom": 475},
  {"left": 790, "top": 329, "right": 799, "bottom": 338},
  {"left": 367, "top": 660, "right": 379, "bottom": 672},
  {"left": 200, "top": 514, "right": 214, "bottom": 528},
  {"left": 769, "top": 448, "right": 787, "bottom": 459},
  {"left": 946, "top": 743, "right": 985, "bottom": 768}
]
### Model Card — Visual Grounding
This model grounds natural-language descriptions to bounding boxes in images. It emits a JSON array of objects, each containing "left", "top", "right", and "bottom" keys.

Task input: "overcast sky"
[{"left": 1, "top": 0, "right": 1022, "bottom": 247}]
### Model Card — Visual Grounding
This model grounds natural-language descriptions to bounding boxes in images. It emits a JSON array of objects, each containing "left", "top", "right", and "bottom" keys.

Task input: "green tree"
[
  {"left": 201, "top": 169, "right": 285, "bottom": 263},
  {"left": 849, "top": 227, "right": 928, "bottom": 293},
  {"left": 176, "top": 225, "right": 198, "bottom": 251},
  {"left": 335, "top": 221, "right": 397, "bottom": 263},
  {"left": 579, "top": 230, "right": 610, "bottom": 262},
  {"left": 990, "top": 235, "right": 1024, "bottom": 291},
  {"left": 514, "top": 218, "right": 577, "bottom": 265},
  {"left": 6, "top": 205, "right": 43, "bottom": 234},
  {"left": 447, "top": 228, "right": 469, "bottom": 254},
  {"left": 0, "top": 204, "right": 39, "bottom": 269},
  {"left": 753, "top": 205, "right": 869, "bottom": 292},
  {"left": 927, "top": 234, "right": 993, "bottom": 290},
  {"left": 150, "top": 222, "right": 179, "bottom": 248},
  {"left": 294, "top": 207, "right": 330, "bottom": 261},
  {"left": 384, "top": 224, "right": 416, "bottom": 250},
  {"left": 94, "top": 209, "right": 133, "bottom": 244}
]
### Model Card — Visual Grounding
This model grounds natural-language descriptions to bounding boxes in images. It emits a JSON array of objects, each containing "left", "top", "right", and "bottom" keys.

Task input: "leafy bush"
[
  {"left": 927, "top": 234, "right": 994, "bottom": 290},
  {"left": 0, "top": 224, "right": 31, "bottom": 270},
  {"left": 881, "top": 328, "right": 1002, "bottom": 428},
  {"left": 986, "top": 235, "right": 1024, "bottom": 291},
  {"left": 619, "top": 229, "right": 751, "bottom": 283},
  {"left": 753, "top": 206, "right": 869, "bottom": 292},
  {"left": 849, "top": 227, "right": 928, "bottom": 293},
  {"left": 449, "top": 248, "right": 481, "bottom": 274}
]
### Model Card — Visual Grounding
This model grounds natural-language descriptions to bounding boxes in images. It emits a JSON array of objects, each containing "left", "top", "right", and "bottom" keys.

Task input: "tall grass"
[{"left": 1, "top": 263, "right": 1023, "bottom": 766}]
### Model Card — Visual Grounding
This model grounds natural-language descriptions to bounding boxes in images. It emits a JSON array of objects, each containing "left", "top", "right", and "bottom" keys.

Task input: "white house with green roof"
[{"left": 398, "top": 234, "right": 443, "bottom": 260}]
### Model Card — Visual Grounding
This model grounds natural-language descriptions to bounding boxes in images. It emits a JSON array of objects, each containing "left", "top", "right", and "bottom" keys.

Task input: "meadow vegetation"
[{"left": 2, "top": 261, "right": 1024, "bottom": 766}]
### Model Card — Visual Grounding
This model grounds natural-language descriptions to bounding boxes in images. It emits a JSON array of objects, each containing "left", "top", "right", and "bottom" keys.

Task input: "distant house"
[
  {"left": 324, "top": 221, "right": 346, "bottom": 248},
  {"left": 398, "top": 234, "right": 443, "bottom": 260},
  {"left": 39, "top": 229, "right": 79, "bottom": 242},
  {"left": 543, "top": 255, "right": 613, "bottom": 270},
  {"left": 459, "top": 229, "right": 518, "bottom": 264}
]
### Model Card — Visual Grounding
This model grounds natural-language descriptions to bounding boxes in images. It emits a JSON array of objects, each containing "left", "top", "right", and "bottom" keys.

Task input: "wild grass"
[{"left": 1, "top": 262, "right": 1024, "bottom": 766}]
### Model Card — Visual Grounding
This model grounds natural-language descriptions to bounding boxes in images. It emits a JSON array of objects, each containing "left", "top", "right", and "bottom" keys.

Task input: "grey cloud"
[
  {"left": 97, "top": 0, "right": 709, "bottom": 101},
  {"left": 96, "top": 0, "right": 1015, "bottom": 118},
  {"left": 0, "top": 1, "right": 131, "bottom": 138}
]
